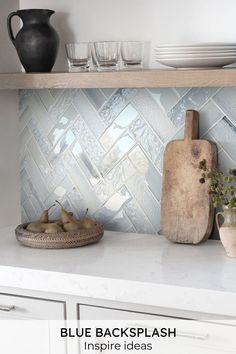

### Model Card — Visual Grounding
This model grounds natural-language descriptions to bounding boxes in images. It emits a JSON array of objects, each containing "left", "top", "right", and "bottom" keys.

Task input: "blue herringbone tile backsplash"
[{"left": 19, "top": 87, "right": 236, "bottom": 239}]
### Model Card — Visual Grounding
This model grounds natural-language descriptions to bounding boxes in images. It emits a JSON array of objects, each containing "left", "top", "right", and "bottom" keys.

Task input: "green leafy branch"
[{"left": 199, "top": 159, "right": 236, "bottom": 208}]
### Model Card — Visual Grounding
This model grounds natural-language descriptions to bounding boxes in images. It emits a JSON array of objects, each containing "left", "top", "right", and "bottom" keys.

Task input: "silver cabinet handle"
[{"left": 0, "top": 305, "right": 15, "bottom": 312}]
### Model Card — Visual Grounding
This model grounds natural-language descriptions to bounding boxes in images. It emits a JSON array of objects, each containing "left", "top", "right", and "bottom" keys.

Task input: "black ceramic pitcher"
[{"left": 7, "top": 9, "right": 59, "bottom": 72}]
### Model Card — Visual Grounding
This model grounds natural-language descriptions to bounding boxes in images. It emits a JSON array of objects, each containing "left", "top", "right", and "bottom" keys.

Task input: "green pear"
[
  {"left": 80, "top": 209, "right": 96, "bottom": 229},
  {"left": 56, "top": 200, "right": 82, "bottom": 232},
  {"left": 27, "top": 222, "right": 45, "bottom": 233},
  {"left": 27, "top": 204, "right": 56, "bottom": 232},
  {"left": 44, "top": 223, "right": 64, "bottom": 234},
  {"left": 39, "top": 204, "right": 55, "bottom": 223}
]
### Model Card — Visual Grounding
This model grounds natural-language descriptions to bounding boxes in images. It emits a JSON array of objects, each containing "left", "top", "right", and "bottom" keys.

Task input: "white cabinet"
[
  {"left": 0, "top": 292, "right": 235, "bottom": 354},
  {"left": 0, "top": 293, "right": 65, "bottom": 319},
  {"left": 0, "top": 293, "right": 66, "bottom": 354},
  {"left": 79, "top": 305, "right": 236, "bottom": 354}
]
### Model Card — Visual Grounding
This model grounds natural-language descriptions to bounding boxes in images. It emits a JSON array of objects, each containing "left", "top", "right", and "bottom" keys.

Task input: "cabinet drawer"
[
  {"left": 0, "top": 294, "right": 65, "bottom": 320},
  {"left": 79, "top": 305, "right": 236, "bottom": 353}
]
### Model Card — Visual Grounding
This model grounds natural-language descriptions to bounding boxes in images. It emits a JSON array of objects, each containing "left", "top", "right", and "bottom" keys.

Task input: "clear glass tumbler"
[
  {"left": 94, "top": 41, "right": 120, "bottom": 71},
  {"left": 121, "top": 41, "right": 144, "bottom": 69},
  {"left": 90, "top": 42, "right": 98, "bottom": 71},
  {"left": 65, "top": 43, "right": 90, "bottom": 72}
]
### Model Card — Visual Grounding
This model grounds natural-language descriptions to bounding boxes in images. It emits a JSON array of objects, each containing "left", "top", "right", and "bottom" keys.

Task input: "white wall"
[
  {"left": 0, "top": 0, "right": 21, "bottom": 227},
  {"left": 20, "top": 0, "right": 236, "bottom": 70}
]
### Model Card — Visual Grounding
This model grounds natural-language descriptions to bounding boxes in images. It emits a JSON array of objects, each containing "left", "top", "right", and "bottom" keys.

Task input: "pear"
[
  {"left": 55, "top": 212, "right": 73, "bottom": 226},
  {"left": 56, "top": 200, "right": 74, "bottom": 223},
  {"left": 44, "top": 223, "right": 63, "bottom": 234},
  {"left": 39, "top": 204, "right": 56, "bottom": 223},
  {"left": 81, "top": 218, "right": 96, "bottom": 229},
  {"left": 26, "top": 204, "right": 56, "bottom": 232},
  {"left": 26, "top": 222, "right": 45, "bottom": 233},
  {"left": 56, "top": 200, "right": 82, "bottom": 232},
  {"left": 63, "top": 221, "right": 83, "bottom": 232},
  {"left": 80, "top": 209, "right": 96, "bottom": 229}
]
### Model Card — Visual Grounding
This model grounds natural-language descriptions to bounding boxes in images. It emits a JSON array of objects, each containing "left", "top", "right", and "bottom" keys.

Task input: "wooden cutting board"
[{"left": 160, "top": 110, "right": 217, "bottom": 244}]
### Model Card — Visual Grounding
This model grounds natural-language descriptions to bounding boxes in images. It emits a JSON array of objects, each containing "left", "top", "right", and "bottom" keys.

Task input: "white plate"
[
  {"left": 156, "top": 42, "right": 236, "bottom": 48},
  {"left": 155, "top": 52, "right": 236, "bottom": 59},
  {"left": 154, "top": 49, "right": 236, "bottom": 55},
  {"left": 155, "top": 56, "right": 236, "bottom": 69},
  {"left": 155, "top": 45, "right": 236, "bottom": 51}
]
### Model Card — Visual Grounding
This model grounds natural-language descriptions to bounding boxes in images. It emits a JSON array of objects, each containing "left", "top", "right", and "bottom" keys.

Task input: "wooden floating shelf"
[{"left": 1, "top": 68, "right": 236, "bottom": 89}]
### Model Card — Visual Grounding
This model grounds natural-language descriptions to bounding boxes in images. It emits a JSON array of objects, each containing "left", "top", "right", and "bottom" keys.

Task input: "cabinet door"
[
  {"left": 79, "top": 305, "right": 236, "bottom": 354},
  {"left": 0, "top": 293, "right": 65, "bottom": 319},
  {"left": 0, "top": 293, "right": 66, "bottom": 354}
]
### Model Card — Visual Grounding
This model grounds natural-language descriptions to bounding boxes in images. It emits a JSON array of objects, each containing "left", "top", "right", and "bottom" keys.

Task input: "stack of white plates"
[{"left": 154, "top": 43, "right": 236, "bottom": 69}]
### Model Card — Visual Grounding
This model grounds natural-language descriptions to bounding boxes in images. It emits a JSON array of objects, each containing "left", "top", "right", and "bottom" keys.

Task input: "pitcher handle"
[
  {"left": 7, "top": 11, "right": 18, "bottom": 45},
  {"left": 216, "top": 212, "right": 224, "bottom": 230}
]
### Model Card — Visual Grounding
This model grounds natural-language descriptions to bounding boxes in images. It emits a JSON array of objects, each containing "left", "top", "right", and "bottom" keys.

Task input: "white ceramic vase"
[{"left": 216, "top": 207, "right": 236, "bottom": 258}]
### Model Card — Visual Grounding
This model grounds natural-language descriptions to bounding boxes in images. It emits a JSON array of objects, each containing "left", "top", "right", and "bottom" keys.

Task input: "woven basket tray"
[{"left": 15, "top": 223, "right": 104, "bottom": 249}]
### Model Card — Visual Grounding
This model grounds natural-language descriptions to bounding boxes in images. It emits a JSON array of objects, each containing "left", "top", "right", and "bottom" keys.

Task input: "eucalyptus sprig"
[{"left": 199, "top": 159, "right": 236, "bottom": 208}]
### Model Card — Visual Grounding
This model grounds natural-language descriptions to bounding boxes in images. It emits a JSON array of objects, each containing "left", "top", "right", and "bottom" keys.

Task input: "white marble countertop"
[{"left": 0, "top": 227, "right": 236, "bottom": 316}]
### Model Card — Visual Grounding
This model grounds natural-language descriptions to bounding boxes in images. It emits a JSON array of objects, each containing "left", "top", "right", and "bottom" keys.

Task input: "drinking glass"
[
  {"left": 65, "top": 43, "right": 90, "bottom": 72},
  {"left": 121, "top": 41, "right": 144, "bottom": 69},
  {"left": 90, "top": 42, "right": 98, "bottom": 70},
  {"left": 94, "top": 41, "right": 120, "bottom": 71}
]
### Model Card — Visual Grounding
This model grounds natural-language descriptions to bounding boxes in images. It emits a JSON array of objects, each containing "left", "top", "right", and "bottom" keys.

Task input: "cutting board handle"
[{"left": 184, "top": 110, "right": 199, "bottom": 141}]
